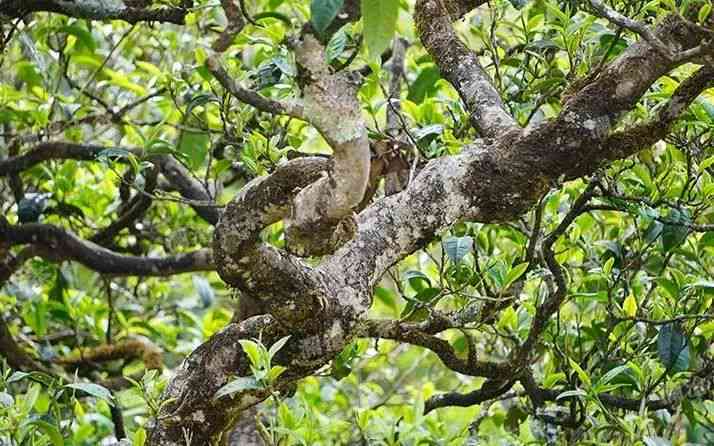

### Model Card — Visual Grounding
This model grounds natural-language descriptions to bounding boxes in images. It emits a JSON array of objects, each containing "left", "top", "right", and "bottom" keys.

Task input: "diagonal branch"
[
  {"left": 206, "top": 56, "right": 305, "bottom": 119},
  {"left": 602, "top": 64, "right": 714, "bottom": 162},
  {"left": 587, "top": 0, "right": 672, "bottom": 58},
  {"left": 414, "top": 0, "right": 517, "bottom": 138}
]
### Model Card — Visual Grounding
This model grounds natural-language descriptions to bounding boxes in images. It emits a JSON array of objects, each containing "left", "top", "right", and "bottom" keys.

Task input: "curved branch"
[
  {"left": 214, "top": 157, "right": 333, "bottom": 323},
  {"left": 0, "top": 217, "right": 214, "bottom": 276},
  {"left": 358, "top": 318, "right": 512, "bottom": 378},
  {"left": 425, "top": 379, "right": 515, "bottom": 414},
  {"left": 151, "top": 155, "right": 221, "bottom": 225}
]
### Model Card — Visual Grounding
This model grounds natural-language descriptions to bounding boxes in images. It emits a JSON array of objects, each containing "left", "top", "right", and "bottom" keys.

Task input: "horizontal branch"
[
  {"left": 0, "top": 0, "right": 191, "bottom": 25},
  {"left": 0, "top": 142, "right": 136, "bottom": 177},
  {"left": 0, "top": 217, "right": 214, "bottom": 276},
  {"left": 56, "top": 339, "right": 162, "bottom": 371},
  {"left": 425, "top": 379, "right": 515, "bottom": 413},
  {"left": 358, "top": 318, "right": 512, "bottom": 379}
]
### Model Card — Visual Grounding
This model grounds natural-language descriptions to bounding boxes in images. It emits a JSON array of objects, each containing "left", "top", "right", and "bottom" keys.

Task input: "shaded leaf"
[
  {"left": 214, "top": 377, "right": 261, "bottom": 399},
  {"left": 443, "top": 236, "right": 473, "bottom": 264},
  {"left": 311, "top": 0, "right": 344, "bottom": 34},
  {"left": 65, "top": 383, "right": 114, "bottom": 405},
  {"left": 657, "top": 324, "right": 689, "bottom": 372}
]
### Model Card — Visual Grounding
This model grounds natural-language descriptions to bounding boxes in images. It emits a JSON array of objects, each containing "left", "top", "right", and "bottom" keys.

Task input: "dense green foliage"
[{"left": 1, "top": 0, "right": 713, "bottom": 444}]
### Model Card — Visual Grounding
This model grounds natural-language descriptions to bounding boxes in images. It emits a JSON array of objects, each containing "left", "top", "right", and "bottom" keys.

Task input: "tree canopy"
[{"left": 1, "top": 0, "right": 714, "bottom": 444}]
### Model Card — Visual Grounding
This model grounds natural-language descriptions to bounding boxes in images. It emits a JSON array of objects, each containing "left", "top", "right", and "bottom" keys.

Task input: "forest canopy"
[{"left": 0, "top": 0, "right": 714, "bottom": 444}]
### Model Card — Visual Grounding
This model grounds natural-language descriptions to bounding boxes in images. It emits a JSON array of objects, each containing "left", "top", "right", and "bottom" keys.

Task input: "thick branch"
[
  {"left": 603, "top": 64, "right": 714, "bottom": 162},
  {"left": 0, "top": 0, "right": 191, "bottom": 24},
  {"left": 283, "top": 34, "right": 371, "bottom": 256},
  {"left": 153, "top": 10, "right": 714, "bottom": 445}
]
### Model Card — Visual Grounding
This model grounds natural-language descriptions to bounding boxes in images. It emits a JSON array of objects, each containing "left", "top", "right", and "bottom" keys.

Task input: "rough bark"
[{"left": 146, "top": 12, "right": 714, "bottom": 444}]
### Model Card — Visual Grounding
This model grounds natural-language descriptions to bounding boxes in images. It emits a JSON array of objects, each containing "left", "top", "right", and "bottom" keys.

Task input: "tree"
[{"left": 0, "top": 0, "right": 713, "bottom": 444}]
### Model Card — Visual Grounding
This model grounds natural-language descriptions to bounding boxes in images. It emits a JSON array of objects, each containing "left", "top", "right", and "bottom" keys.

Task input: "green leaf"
[
  {"left": 177, "top": 130, "right": 210, "bottom": 170},
  {"left": 326, "top": 28, "right": 348, "bottom": 62},
  {"left": 662, "top": 209, "right": 690, "bottom": 252},
  {"left": 413, "top": 287, "right": 441, "bottom": 303},
  {"left": 404, "top": 270, "right": 431, "bottom": 292},
  {"left": 133, "top": 427, "right": 147, "bottom": 446},
  {"left": 310, "top": 0, "right": 345, "bottom": 34},
  {"left": 361, "top": 0, "right": 399, "bottom": 58},
  {"left": 27, "top": 420, "right": 64, "bottom": 446},
  {"left": 65, "top": 383, "right": 114, "bottom": 406},
  {"left": 268, "top": 365, "right": 287, "bottom": 382},
  {"left": 214, "top": 376, "right": 261, "bottom": 399},
  {"left": 623, "top": 293, "right": 638, "bottom": 318},
  {"left": 602, "top": 257, "right": 615, "bottom": 275},
  {"left": 698, "top": 3, "right": 712, "bottom": 24},
  {"left": 503, "top": 262, "right": 529, "bottom": 290},
  {"left": 568, "top": 357, "right": 592, "bottom": 387},
  {"left": 7, "top": 371, "right": 31, "bottom": 383},
  {"left": 407, "top": 65, "right": 440, "bottom": 103},
  {"left": 443, "top": 236, "right": 473, "bottom": 263},
  {"left": 58, "top": 25, "right": 96, "bottom": 52},
  {"left": 238, "top": 340, "right": 262, "bottom": 369},
  {"left": 657, "top": 324, "right": 689, "bottom": 372},
  {"left": 555, "top": 389, "right": 587, "bottom": 400},
  {"left": 597, "top": 364, "right": 630, "bottom": 387},
  {"left": 268, "top": 335, "right": 292, "bottom": 359}
]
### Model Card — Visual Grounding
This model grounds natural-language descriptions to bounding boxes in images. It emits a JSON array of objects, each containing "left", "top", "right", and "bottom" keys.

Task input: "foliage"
[{"left": 0, "top": 0, "right": 713, "bottom": 444}]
